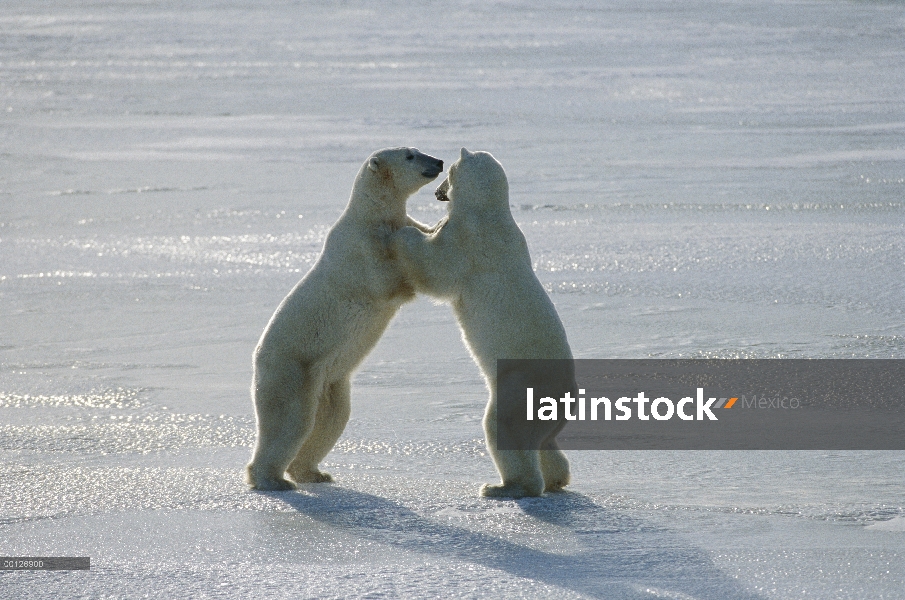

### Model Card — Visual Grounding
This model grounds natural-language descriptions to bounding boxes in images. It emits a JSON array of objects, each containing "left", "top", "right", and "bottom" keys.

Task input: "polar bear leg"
[
  {"left": 539, "top": 436, "right": 571, "bottom": 492},
  {"left": 480, "top": 391, "right": 545, "bottom": 499},
  {"left": 286, "top": 378, "right": 351, "bottom": 483},
  {"left": 246, "top": 361, "right": 324, "bottom": 491}
]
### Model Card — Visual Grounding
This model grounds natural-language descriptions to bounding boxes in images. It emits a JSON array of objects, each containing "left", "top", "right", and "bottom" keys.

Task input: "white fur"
[
  {"left": 246, "top": 147, "right": 443, "bottom": 490},
  {"left": 391, "top": 148, "right": 573, "bottom": 498}
]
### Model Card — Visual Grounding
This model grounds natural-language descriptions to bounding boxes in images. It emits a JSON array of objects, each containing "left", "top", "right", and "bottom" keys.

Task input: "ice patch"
[
  {"left": 0, "top": 388, "right": 142, "bottom": 409},
  {"left": 0, "top": 413, "right": 255, "bottom": 454},
  {"left": 865, "top": 517, "right": 905, "bottom": 532}
]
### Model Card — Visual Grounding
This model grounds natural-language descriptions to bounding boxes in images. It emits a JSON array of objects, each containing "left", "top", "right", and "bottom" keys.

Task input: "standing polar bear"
[
  {"left": 391, "top": 148, "right": 574, "bottom": 498},
  {"left": 247, "top": 147, "right": 443, "bottom": 491}
]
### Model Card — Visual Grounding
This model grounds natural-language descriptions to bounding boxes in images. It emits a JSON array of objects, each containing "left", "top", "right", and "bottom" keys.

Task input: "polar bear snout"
[
  {"left": 419, "top": 155, "right": 444, "bottom": 179},
  {"left": 435, "top": 178, "right": 450, "bottom": 201}
]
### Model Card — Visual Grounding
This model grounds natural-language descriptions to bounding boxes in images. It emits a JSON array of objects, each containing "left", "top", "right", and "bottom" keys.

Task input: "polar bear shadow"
[{"left": 270, "top": 487, "right": 763, "bottom": 600}]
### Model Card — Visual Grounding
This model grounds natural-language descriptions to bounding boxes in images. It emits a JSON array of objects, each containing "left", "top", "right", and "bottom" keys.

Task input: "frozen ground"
[{"left": 1, "top": 0, "right": 904, "bottom": 598}]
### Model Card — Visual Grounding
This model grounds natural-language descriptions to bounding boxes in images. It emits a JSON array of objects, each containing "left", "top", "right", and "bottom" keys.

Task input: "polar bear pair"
[{"left": 247, "top": 147, "right": 572, "bottom": 498}]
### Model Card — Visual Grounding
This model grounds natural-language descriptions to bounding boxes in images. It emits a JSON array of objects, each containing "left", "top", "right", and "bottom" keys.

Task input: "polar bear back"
[
  {"left": 443, "top": 151, "right": 572, "bottom": 379},
  {"left": 451, "top": 225, "right": 572, "bottom": 381}
]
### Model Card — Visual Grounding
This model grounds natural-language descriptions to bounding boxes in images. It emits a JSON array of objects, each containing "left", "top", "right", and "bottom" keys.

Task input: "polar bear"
[
  {"left": 390, "top": 148, "right": 573, "bottom": 498},
  {"left": 246, "top": 147, "right": 443, "bottom": 491}
]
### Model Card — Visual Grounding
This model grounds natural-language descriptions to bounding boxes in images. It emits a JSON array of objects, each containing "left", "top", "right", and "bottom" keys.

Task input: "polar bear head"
[
  {"left": 434, "top": 148, "right": 509, "bottom": 214},
  {"left": 363, "top": 147, "right": 444, "bottom": 198}
]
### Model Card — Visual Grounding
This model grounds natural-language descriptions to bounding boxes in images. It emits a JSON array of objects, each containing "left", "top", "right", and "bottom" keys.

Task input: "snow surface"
[{"left": 1, "top": 0, "right": 904, "bottom": 598}]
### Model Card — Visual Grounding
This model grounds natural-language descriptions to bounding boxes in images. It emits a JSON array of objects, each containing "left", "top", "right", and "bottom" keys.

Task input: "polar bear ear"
[
  {"left": 460, "top": 147, "right": 472, "bottom": 160},
  {"left": 368, "top": 156, "right": 381, "bottom": 173}
]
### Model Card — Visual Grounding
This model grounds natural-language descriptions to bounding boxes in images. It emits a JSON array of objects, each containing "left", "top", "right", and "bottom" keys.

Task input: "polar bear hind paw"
[
  {"left": 543, "top": 479, "right": 569, "bottom": 493},
  {"left": 249, "top": 476, "right": 298, "bottom": 492},
  {"left": 480, "top": 482, "right": 543, "bottom": 499},
  {"left": 289, "top": 469, "right": 334, "bottom": 484}
]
